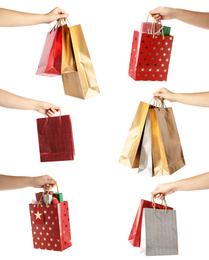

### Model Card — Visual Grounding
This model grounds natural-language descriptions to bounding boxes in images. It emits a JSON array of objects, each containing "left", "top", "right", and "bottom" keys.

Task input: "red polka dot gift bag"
[
  {"left": 29, "top": 185, "right": 72, "bottom": 251},
  {"left": 128, "top": 15, "right": 173, "bottom": 81}
]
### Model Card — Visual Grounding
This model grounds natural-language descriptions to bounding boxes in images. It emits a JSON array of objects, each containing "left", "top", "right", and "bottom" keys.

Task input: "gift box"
[
  {"left": 140, "top": 22, "right": 162, "bottom": 35},
  {"left": 162, "top": 26, "right": 171, "bottom": 36},
  {"left": 29, "top": 186, "right": 72, "bottom": 251}
]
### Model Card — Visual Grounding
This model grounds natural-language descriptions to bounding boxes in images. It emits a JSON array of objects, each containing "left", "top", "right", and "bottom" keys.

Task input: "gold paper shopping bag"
[
  {"left": 154, "top": 106, "right": 185, "bottom": 174},
  {"left": 62, "top": 24, "right": 100, "bottom": 99},
  {"left": 150, "top": 107, "right": 170, "bottom": 176},
  {"left": 61, "top": 24, "right": 77, "bottom": 73},
  {"left": 119, "top": 102, "right": 149, "bottom": 168}
]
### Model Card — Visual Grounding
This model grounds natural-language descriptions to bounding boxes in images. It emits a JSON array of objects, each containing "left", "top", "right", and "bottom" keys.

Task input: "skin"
[
  {"left": 150, "top": 6, "right": 209, "bottom": 30},
  {"left": 0, "top": 89, "right": 60, "bottom": 117},
  {"left": 0, "top": 174, "right": 57, "bottom": 191},
  {"left": 0, "top": 7, "right": 67, "bottom": 189},
  {"left": 152, "top": 88, "right": 209, "bottom": 198},
  {"left": 151, "top": 172, "right": 209, "bottom": 199},
  {"left": 0, "top": 7, "right": 69, "bottom": 27},
  {"left": 153, "top": 88, "right": 209, "bottom": 107}
]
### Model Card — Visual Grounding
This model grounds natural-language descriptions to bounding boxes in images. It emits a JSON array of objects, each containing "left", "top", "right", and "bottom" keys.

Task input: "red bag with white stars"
[
  {"left": 128, "top": 16, "right": 173, "bottom": 81},
  {"left": 29, "top": 185, "right": 72, "bottom": 251}
]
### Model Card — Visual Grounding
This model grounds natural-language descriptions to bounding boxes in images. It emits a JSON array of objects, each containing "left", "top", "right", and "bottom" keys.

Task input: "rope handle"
[
  {"left": 151, "top": 196, "right": 167, "bottom": 213},
  {"left": 37, "top": 184, "right": 59, "bottom": 208},
  {"left": 146, "top": 13, "right": 165, "bottom": 40}
]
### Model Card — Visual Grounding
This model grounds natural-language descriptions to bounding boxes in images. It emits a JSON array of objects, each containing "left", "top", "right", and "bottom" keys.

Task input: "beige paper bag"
[
  {"left": 61, "top": 24, "right": 77, "bottom": 73},
  {"left": 62, "top": 24, "right": 100, "bottom": 99}
]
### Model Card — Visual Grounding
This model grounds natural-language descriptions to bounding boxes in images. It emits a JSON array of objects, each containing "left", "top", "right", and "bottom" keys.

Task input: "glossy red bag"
[
  {"left": 128, "top": 199, "right": 173, "bottom": 247},
  {"left": 29, "top": 188, "right": 72, "bottom": 251},
  {"left": 36, "top": 26, "right": 62, "bottom": 76},
  {"left": 37, "top": 115, "right": 75, "bottom": 162}
]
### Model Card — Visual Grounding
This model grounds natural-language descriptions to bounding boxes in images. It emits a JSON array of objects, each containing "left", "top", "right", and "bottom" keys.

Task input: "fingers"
[
  {"left": 42, "top": 175, "right": 57, "bottom": 191},
  {"left": 46, "top": 106, "right": 60, "bottom": 117}
]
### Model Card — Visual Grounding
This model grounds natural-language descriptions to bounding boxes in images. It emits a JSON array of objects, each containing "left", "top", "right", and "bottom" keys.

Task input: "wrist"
[
  {"left": 172, "top": 181, "right": 179, "bottom": 192},
  {"left": 173, "top": 8, "right": 181, "bottom": 20},
  {"left": 34, "top": 100, "right": 41, "bottom": 112}
]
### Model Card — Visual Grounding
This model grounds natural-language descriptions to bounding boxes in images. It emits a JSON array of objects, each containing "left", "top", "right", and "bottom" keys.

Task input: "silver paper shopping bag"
[
  {"left": 138, "top": 111, "right": 153, "bottom": 177},
  {"left": 144, "top": 208, "right": 178, "bottom": 256}
]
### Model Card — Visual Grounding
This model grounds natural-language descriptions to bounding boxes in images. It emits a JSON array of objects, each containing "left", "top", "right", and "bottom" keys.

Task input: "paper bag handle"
[
  {"left": 151, "top": 196, "right": 167, "bottom": 213},
  {"left": 146, "top": 13, "right": 165, "bottom": 40}
]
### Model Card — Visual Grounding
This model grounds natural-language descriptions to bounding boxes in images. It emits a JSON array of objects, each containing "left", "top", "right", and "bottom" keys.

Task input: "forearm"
[
  {"left": 0, "top": 175, "right": 33, "bottom": 190},
  {"left": 174, "top": 92, "right": 209, "bottom": 107},
  {"left": 173, "top": 172, "right": 209, "bottom": 192},
  {"left": 0, "top": 89, "right": 39, "bottom": 111},
  {"left": 174, "top": 9, "right": 209, "bottom": 30},
  {"left": 0, "top": 8, "right": 47, "bottom": 27}
]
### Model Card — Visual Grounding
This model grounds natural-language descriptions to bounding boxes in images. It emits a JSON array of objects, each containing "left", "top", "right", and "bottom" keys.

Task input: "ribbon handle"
[{"left": 146, "top": 13, "right": 165, "bottom": 40}]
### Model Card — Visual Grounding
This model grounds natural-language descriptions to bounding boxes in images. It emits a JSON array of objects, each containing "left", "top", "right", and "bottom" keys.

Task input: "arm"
[
  {"left": 0, "top": 89, "right": 60, "bottom": 116},
  {"left": 0, "top": 7, "right": 69, "bottom": 27},
  {"left": 154, "top": 88, "right": 209, "bottom": 107},
  {"left": 150, "top": 6, "right": 209, "bottom": 30},
  {"left": 151, "top": 172, "right": 209, "bottom": 199},
  {"left": 0, "top": 174, "right": 57, "bottom": 191}
]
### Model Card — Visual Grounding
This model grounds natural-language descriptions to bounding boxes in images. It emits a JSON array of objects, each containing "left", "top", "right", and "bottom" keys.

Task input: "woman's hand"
[
  {"left": 35, "top": 101, "right": 60, "bottom": 117},
  {"left": 151, "top": 182, "right": 177, "bottom": 200},
  {"left": 31, "top": 175, "right": 57, "bottom": 191},
  {"left": 149, "top": 6, "right": 177, "bottom": 21},
  {"left": 44, "top": 7, "right": 69, "bottom": 24},
  {"left": 153, "top": 88, "right": 176, "bottom": 102}
]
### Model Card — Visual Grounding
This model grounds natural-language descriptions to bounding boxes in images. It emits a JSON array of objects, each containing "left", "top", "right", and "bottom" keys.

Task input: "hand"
[
  {"left": 44, "top": 7, "right": 69, "bottom": 24},
  {"left": 153, "top": 87, "right": 176, "bottom": 102},
  {"left": 151, "top": 182, "right": 177, "bottom": 199},
  {"left": 35, "top": 101, "right": 60, "bottom": 117},
  {"left": 149, "top": 6, "right": 177, "bottom": 21},
  {"left": 31, "top": 175, "right": 57, "bottom": 191}
]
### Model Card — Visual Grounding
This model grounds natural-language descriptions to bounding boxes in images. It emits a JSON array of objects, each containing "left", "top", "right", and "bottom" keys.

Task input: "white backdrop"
[{"left": 0, "top": 0, "right": 209, "bottom": 259}]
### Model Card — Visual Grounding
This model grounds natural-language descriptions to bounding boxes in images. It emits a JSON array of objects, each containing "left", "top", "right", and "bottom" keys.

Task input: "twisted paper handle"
[{"left": 151, "top": 196, "right": 167, "bottom": 213}]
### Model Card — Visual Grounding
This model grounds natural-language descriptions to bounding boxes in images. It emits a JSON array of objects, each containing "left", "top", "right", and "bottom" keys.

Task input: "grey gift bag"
[
  {"left": 138, "top": 111, "right": 153, "bottom": 177},
  {"left": 143, "top": 207, "right": 178, "bottom": 256}
]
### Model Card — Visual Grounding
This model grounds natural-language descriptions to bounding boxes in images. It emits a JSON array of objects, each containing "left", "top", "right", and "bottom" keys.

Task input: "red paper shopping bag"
[
  {"left": 128, "top": 18, "right": 173, "bottom": 81},
  {"left": 37, "top": 115, "right": 75, "bottom": 162},
  {"left": 36, "top": 26, "right": 62, "bottom": 76},
  {"left": 128, "top": 199, "right": 173, "bottom": 247},
  {"left": 29, "top": 190, "right": 72, "bottom": 251}
]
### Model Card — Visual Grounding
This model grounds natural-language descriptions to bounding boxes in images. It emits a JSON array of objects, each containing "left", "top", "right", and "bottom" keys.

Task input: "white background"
[{"left": 0, "top": 0, "right": 209, "bottom": 259}]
